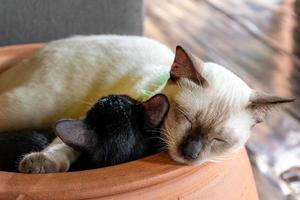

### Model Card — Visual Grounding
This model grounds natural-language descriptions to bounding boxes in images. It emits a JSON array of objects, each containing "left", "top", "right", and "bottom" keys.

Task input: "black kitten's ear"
[
  {"left": 142, "top": 94, "right": 169, "bottom": 127},
  {"left": 55, "top": 119, "right": 94, "bottom": 150}
]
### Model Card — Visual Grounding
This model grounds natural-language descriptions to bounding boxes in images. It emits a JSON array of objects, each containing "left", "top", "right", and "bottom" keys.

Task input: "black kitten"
[
  {"left": 0, "top": 94, "right": 169, "bottom": 172},
  {"left": 55, "top": 94, "right": 169, "bottom": 169}
]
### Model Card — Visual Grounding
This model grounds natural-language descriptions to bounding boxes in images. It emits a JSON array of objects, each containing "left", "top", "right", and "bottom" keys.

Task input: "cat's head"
[
  {"left": 54, "top": 94, "right": 169, "bottom": 164},
  {"left": 163, "top": 46, "right": 295, "bottom": 164}
]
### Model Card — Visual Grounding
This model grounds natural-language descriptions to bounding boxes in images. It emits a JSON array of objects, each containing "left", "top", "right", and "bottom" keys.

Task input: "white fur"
[
  {"left": 18, "top": 138, "right": 79, "bottom": 173},
  {"left": 0, "top": 35, "right": 174, "bottom": 130},
  {"left": 163, "top": 63, "right": 255, "bottom": 164},
  {"left": 0, "top": 35, "right": 176, "bottom": 172},
  {"left": 0, "top": 35, "right": 257, "bottom": 172}
]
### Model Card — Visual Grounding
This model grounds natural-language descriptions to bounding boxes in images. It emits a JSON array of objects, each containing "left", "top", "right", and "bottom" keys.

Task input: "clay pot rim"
[
  {"left": 0, "top": 152, "right": 215, "bottom": 197},
  {"left": 0, "top": 44, "right": 244, "bottom": 199}
]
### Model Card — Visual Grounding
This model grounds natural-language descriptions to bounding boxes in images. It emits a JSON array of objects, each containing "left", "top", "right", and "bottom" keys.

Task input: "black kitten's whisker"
[
  {"left": 144, "top": 129, "right": 162, "bottom": 134},
  {"left": 143, "top": 136, "right": 165, "bottom": 141},
  {"left": 2, "top": 94, "right": 170, "bottom": 173},
  {"left": 156, "top": 145, "right": 168, "bottom": 152}
]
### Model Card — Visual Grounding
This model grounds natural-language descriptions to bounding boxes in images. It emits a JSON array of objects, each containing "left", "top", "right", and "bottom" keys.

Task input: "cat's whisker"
[
  {"left": 149, "top": 127, "right": 162, "bottom": 131},
  {"left": 161, "top": 126, "right": 176, "bottom": 148},
  {"left": 208, "top": 159, "right": 223, "bottom": 163},
  {"left": 74, "top": 100, "right": 94, "bottom": 107},
  {"left": 143, "top": 136, "right": 166, "bottom": 142},
  {"left": 144, "top": 129, "right": 162, "bottom": 134},
  {"left": 209, "top": 154, "right": 233, "bottom": 163},
  {"left": 156, "top": 145, "right": 168, "bottom": 152}
]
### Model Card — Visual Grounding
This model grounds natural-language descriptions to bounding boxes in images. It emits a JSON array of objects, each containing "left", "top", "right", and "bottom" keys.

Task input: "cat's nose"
[{"left": 181, "top": 135, "right": 202, "bottom": 160}]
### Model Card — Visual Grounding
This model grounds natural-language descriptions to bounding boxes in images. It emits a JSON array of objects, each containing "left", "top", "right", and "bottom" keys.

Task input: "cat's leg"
[{"left": 18, "top": 137, "right": 80, "bottom": 173}]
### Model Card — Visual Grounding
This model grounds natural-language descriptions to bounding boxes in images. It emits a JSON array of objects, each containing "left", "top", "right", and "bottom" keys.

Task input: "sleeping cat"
[
  {"left": 0, "top": 35, "right": 294, "bottom": 173},
  {"left": 0, "top": 94, "right": 169, "bottom": 172},
  {"left": 55, "top": 94, "right": 169, "bottom": 170}
]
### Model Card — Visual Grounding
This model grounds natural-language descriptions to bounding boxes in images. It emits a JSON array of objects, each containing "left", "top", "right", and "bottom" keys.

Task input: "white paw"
[{"left": 18, "top": 152, "right": 62, "bottom": 173}]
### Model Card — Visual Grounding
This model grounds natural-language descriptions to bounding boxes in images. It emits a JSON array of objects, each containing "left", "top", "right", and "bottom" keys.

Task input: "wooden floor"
[
  {"left": 145, "top": 0, "right": 300, "bottom": 199},
  {"left": 145, "top": 0, "right": 299, "bottom": 117}
]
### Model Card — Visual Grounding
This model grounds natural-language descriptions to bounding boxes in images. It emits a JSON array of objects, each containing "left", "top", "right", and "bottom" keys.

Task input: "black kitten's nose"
[{"left": 181, "top": 135, "right": 202, "bottom": 160}]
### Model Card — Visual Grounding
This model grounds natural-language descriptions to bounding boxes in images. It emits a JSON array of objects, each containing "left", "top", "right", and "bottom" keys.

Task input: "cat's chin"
[
  {"left": 168, "top": 150, "right": 186, "bottom": 164},
  {"left": 168, "top": 150, "right": 206, "bottom": 165},
  {"left": 171, "top": 156, "right": 207, "bottom": 166}
]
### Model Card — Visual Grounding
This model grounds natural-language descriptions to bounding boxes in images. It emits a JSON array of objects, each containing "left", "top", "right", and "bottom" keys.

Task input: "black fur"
[
  {"left": 0, "top": 94, "right": 169, "bottom": 172},
  {"left": 57, "top": 94, "right": 169, "bottom": 169},
  {"left": 0, "top": 130, "right": 55, "bottom": 172}
]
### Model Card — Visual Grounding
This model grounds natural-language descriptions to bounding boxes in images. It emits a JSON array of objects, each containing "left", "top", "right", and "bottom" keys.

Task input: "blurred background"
[
  {"left": 1, "top": 0, "right": 299, "bottom": 199},
  {"left": 144, "top": 1, "right": 300, "bottom": 199}
]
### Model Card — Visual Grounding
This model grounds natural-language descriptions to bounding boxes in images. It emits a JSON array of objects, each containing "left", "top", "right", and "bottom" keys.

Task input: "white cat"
[{"left": 0, "top": 35, "right": 293, "bottom": 173}]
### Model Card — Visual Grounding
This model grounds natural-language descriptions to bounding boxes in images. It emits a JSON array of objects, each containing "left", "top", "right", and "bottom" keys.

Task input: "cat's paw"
[{"left": 18, "top": 152, "right": 61, "bottom": 173}]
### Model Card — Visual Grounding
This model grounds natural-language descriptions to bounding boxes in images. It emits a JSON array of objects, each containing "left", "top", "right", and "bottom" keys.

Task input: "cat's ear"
[
  {"left": 248, "top": 91, "right": 295, "bottom": 123},
  {"left": 170, "top": 46, "right": 207, "bottom": 86},
  {"left": 142, "top": 94, "right": 169, "bottom": 127},
  {"left": 55, "top": 119, "right": 95, "bottom": 150}
]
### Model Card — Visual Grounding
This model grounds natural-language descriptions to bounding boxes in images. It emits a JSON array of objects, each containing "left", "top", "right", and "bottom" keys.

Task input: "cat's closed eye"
[
  {"left": 175, "top": 103, "right": 193, "bottom": 125},
  {"left": 212, "top": 137, "right": 227, "bottom": 144}
]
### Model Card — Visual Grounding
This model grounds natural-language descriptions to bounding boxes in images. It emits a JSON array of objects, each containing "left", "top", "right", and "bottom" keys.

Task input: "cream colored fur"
[
  {"left": 0, "top": 35, "right": 273, "bottom": 172},
  {"left": 0, "top": 35, "right": 175, "bottom": 173},
  {"left": 18, "top": 138, "right": 79, "bottom": 173},
  {"left": 163, "top": 63, "right": 255, "bottom": 164},
  {"left": 0, "top": 35, "right": 173, "bottom": 130}
]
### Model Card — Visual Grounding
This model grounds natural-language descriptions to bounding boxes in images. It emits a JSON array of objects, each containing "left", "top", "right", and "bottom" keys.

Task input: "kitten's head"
[
  {"left": 163, "top": 46, "right": 295, "bottom": 164},
  {"left": 54, "top": 94, "right": 169, "bottom": 165}
]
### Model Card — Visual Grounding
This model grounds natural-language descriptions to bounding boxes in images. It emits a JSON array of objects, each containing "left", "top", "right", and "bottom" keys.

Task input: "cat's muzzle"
[{"left": 181, "top": 134, "right": 202, "bottom": 160}]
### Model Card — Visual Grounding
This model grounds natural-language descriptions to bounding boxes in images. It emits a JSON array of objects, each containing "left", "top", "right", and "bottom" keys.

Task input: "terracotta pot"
[{"left": 0, "top": 44, "right": 258, "bottom": 200}]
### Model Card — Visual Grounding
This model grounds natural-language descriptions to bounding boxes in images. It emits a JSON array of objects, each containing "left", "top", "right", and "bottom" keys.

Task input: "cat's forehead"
[
  {"left": 202, "top": 63, "right": 251, "bottom": 94},
  {"left": 179, "top": 62, "right": 251, "bottom": 109},
  {"left": 173, "top": 62, "right": 253, "bottom": 133},
  {"left": 89, "top": 95, "right": 139, "bottom": 114},
  {"left": 85, "top": 95, "right": 141, "bottom": 125},
  {"left": 97, "top": 95, "right": 138, "bottom": 107},
  {"left": 84, "top": 96, "right": 143, "bottom": 134}
]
